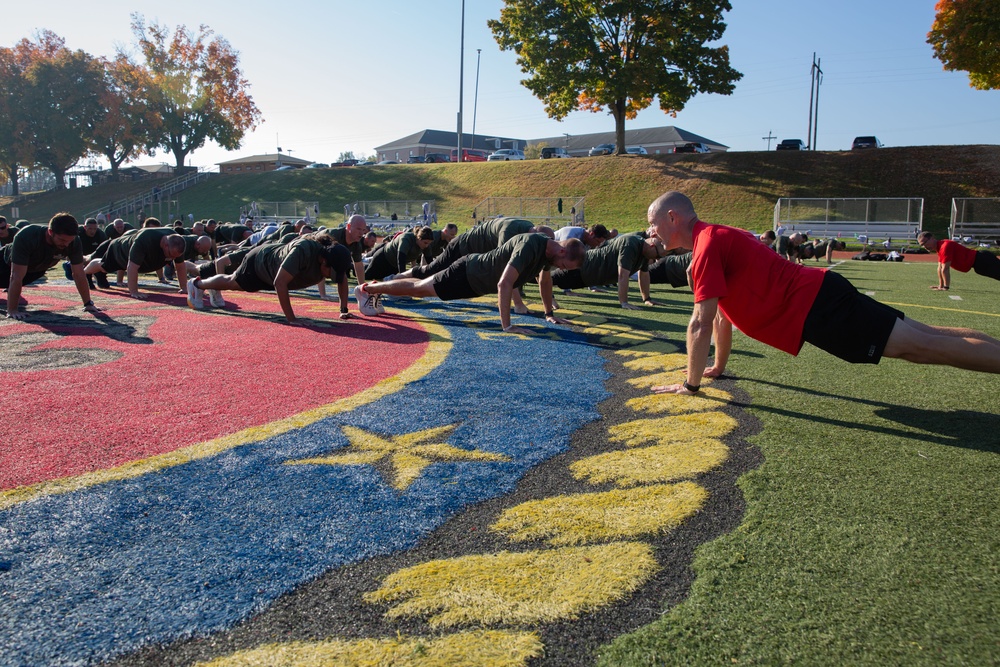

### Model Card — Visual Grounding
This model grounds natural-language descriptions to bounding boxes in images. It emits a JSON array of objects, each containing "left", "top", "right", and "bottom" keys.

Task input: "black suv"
[
  {"left": 851, "top": 136, "right": 883, "bottom": 150},
  {"left": 424, "top": 153, "right": 451, "bottom": 163},
  {"left": 776, "top": 139, "right": 807, "bottom": 151}
]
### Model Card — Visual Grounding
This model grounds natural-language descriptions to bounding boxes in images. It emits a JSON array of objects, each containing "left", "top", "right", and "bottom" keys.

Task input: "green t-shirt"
[
  {"left": 423, "top": 229, "right": 450, "bottom": 262},
  {"left": 218, "top": 223, "right": 252, "bottom": 244},
  {"left": 457, "top": 217, "right": 535, "bottom": 255},
  {"left": 578, "top": 234, "right": 649, "bottom": 286},
  {"left": 104, "top": 222, "right": 134, "bottom": 240},
  {"left": 329, "top": 227, "right": 364, "bottom": 262},
  {"left": 78, "top": 226, "right": 108, "bottom": 255},
  {"left": 464, "top": 233, "right": 551, "bottom": 296},
  {"left": 107, "top": 228, "right": 178, "bottom": 273},
  {"left": 381, "top": 232, "right": 424, "bottom": 271},
  {"left": 252, "top": 238, "right": 325, "bottom": 290},
  {"left": 2, "top": 224, "right": 84, "bottom": 270},
  {"left": 0, "top": 226, "right": 19, "bottom": 248}
]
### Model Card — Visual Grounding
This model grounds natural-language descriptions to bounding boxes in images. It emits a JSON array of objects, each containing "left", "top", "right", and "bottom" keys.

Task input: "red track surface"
[{"left": 1, "top": 286, "right": 428, "bottom": 490}]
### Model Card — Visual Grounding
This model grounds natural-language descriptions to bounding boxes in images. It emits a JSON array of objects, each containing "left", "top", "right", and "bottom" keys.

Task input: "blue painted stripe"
[{"left": 0, "top": 301, "right": 609, "bottom": 666}]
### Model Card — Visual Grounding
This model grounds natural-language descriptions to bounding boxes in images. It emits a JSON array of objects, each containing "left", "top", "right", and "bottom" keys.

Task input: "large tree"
[
  {"left": 90, "top": 55, "right": 162, "bottom": 180},
  {"left": 128, "top": 14, "right": 262, "bottom": 171},
  {"left": 0, "top": 32, "right": 66, "bottom": 195},
  {"left": 489, "top": 0, "right": 742, "bottom": 154},
  {"left": 25, "top": 46, "right": 105, "bottom": 189},
  {"left": 927, "top": 0, "right": 1000, "bottom": 90}
]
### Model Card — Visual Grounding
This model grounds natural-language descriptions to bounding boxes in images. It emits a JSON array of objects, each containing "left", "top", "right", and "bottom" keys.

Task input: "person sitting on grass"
[
  {"left": 916, "top": 231, "right": 1000, "bottom": 291},
  {"left": 355, "top": 234, "right": 584, "bottom": 335},
  {"left": 187, "top": 232, "right": 353, "bottom": 325},
  {"left": 1, "top": 213, "right": 100, "bottom": 320},
  {"left": 83, "top": 224, "right": 188, "bottom": 300},
  {"left": 646, "top": 191, "right": 1000, "bottom": 396}
]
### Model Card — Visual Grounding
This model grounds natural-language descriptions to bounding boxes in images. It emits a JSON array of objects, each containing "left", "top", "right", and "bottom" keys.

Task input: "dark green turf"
[{"left": 564, "top": 261, "right": 1000, "bottom": 666}]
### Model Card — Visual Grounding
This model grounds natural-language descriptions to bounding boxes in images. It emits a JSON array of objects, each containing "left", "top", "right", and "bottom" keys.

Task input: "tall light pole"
[
  {"left": 472, "top": 48, "right": 482, "bottom": 154},
  {"left": 456, "top": 0, "right": 465, "bottom": 161}
]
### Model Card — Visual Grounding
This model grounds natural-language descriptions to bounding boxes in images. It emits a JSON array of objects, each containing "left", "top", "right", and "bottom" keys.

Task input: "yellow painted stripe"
[
  {"left": 0, "top": 314, "right": 452, "bottom": 511},
  {"left": 882, "top": 301, "right": 1000, "bottom": 319}
]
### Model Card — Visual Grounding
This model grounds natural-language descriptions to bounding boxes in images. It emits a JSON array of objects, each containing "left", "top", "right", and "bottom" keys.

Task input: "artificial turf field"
[{"left": 1, "top": 257, "right": 998, "bottom": 666}]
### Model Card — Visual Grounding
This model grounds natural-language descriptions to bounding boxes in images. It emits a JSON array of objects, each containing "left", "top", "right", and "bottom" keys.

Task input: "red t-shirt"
[
  {"left": 937, "top": 239, "right": 976, "bottom": 273},
  {"left": 690, "top": 221, "right": 826, "bottom": 355}
]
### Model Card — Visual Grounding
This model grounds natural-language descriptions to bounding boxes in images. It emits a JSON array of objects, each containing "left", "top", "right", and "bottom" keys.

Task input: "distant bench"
[
  {"left": 950, "top": 198, "right": 1000, "bottom": 245},
  {"left": 773, "top": 198, "right": 923, "bottom": 246}
]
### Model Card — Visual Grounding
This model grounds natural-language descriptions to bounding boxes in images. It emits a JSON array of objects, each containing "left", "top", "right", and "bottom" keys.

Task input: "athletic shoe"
[
  {"left": 354, "top": 284, "right": 379, "bottom": 316},
  {"left": 164, "top": 264, "right": 176, "bottom": 281},
  {"left": 62, "top": 261, "right": 73, "bottom": 281},
  {"left": 373, "top": 293, "right": 385, "bottom": 314},
  {"left": 208, "top": 289, "right": 225, "bottom": 308},
  {"left": 95, "top": 272, "right": 111, "bottom": 289},
  {"left": 187, "top": 279, "right": 205, "bottom": 310}
]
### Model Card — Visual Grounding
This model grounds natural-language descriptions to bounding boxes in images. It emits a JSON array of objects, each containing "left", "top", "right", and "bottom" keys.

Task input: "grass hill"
[{"left": 5, "top": 145, "right": 999, "bottom": 236}]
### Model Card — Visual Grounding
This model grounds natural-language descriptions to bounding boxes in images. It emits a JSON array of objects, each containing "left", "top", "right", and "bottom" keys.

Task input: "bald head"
[{"left": 647, "top": 191, "right": 698, "bottom": 250}]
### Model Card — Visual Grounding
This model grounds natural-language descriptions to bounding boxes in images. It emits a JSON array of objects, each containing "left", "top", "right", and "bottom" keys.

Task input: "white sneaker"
[
  {"left": 208, "top": 289, "right": 225, "bottom": 308},
  {"left": 373, "top": 293, "right": 385, "bottom": 314},
  {"left": 354, "top": 284, "right": 379, "bottom": 316},
  {"left": 187, "top": 280, "right": 204, "bottom": 310}
]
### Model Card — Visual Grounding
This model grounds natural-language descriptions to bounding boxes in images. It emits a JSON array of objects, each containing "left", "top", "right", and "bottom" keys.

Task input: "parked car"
[
  {"left": 406, "top": 155, "right": 427, "bottom": 164},
  {"left": 451, "top": 148, "right": 489, "bottom": 162},
  {"left": 342, "top": 159, "right": 360, "bottom": 166},
  {"left": 487, "top": 149, "right": 526, "bottom": 161},
  {"left": 540, "top": 146, "right": 571, "bottom": 159},
  {"left": 355, "top": 161, "right": 375, "bottom": 166},
  {"left": 377, "top": 160, "right": 398, "bottom": 165},
  {"left": 776, "top": 139, "right": 807, "bottom": 151},
  {"left": 424, "top": 153, "right": 451, "bottom": 163},
  {"left": 588, "top": 143, "right": 615, "bottom": 156},
  {"left": 673, "top": 142, "right": 710, "bottom": 154},
  {"left": 305, "top": 162, "right": 329, "bottom": 168},
  {"left": 852, "top": 136, "right": 883, "bottom": 150},
  {"left": 274, "top": 165, "right": 298, "bottom": 171},
  {"left": 625, "top": 146, "right": 648, "bottom": 155}
]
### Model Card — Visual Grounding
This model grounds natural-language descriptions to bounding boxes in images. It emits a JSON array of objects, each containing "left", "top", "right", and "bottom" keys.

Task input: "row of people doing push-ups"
[{"left": 6, "top": 204, "right": 1000, "bottom": 393}]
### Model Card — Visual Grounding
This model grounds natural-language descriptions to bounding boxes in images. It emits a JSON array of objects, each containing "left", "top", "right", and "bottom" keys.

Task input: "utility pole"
[
  {"left": 807, "top": 54, "right": 823, "bottom": 150},
  {"left": 456, "top": 0, "right": 465, "bottom": 162},
  {"left": 472, "top": 48, "right": 482, "bottom": 153},
  {"left": 762, "top": 130, "right": 777, "bottom": 150}
]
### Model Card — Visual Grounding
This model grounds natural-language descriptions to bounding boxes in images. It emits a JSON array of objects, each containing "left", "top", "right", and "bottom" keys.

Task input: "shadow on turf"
[{"left": 738, "top": 378, "right": 1000, "bottom": 454}]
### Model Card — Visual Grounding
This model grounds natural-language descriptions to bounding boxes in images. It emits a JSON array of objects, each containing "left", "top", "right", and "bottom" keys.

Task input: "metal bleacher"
[{"left": 774, "top": 197, "right": 923, "bottom": 246}]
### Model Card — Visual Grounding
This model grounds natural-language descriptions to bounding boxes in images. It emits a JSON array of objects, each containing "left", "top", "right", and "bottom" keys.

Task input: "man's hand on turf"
[
  {"left": 620, "top": 302, "right": 640, "bottom": 311},
  {"left": 83, "top": 302, "right": 101, "bottom": 313},
  {"left": 643, "top": 298, "right": 659, "bottom": 307},
  {"left": 4, "top": 309, "right": 27, "bottom": 320},
  {"left": 545, "top": 314, "right": 572, "bottom": 325},
  {"left": 503, "top": 324, "right": 533, "bottom": 335},
  {"left": 339, "top": 311, "right": 353, "bottom": 320},
  {"left": 128, "top": 291, "right": 147, "bottom": 300},
  {"left": 703, "top": 366, "right": 725, "bottom": 378}
]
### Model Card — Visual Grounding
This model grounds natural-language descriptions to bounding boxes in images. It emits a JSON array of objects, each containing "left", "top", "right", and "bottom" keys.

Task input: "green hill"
[{"left": 6, "top": 145, "right": 999, "bottom": 236}]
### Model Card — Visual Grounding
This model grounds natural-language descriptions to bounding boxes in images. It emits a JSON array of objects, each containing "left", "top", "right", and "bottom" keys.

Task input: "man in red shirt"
[
  {"left": 646, "top": 192, "right": 1000, "bottom": 395},
  {"left": 916, "top": 231, "right": 1000, "bottom": 290}
]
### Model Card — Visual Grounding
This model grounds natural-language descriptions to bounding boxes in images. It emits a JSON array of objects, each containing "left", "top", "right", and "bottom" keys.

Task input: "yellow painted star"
[{"left": 286, "top": 424, "right": 510, "bottom": 491}]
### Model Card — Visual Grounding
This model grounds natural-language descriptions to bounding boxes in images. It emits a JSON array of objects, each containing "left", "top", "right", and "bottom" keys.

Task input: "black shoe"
[
  {"left": 95, "top": 273, "right": 111, "bottom": 289},
  {"left": 87, "top": 276, "right": 95, "bottom": 289},
  {"left": 62, "top": 261, "right": 73, "bottom": 280}
]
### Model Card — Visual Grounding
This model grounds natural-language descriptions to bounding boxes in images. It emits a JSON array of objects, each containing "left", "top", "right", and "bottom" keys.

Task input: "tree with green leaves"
[
  {"left": 25, "top": 46, "right": 105, "bottom": 189},
  {"left": 90, "top": 55, "right": 162, "bottom": 180},
  {"left": 127, "top": 14, "right": 262, "bottom": 171},
  {"left": 489, "top": 0, "right": 742, "bottom": 155},
  {"left": 927, "top": 0, "right": 1000, "bottom": 90}
]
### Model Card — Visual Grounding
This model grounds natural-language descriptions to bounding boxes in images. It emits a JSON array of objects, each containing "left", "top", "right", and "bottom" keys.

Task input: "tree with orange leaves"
[
  {"left": 489, "top": 0, "right": 741, "bottom": 155},
  {"left": 127, "top": 14, "right": 261, "bottom": 170},
  {"left": 927, "top": 0, "right": 1000, "bottom": 90},
  {"left": 90, "top": 55, "right": 162, "bottom": 180}
]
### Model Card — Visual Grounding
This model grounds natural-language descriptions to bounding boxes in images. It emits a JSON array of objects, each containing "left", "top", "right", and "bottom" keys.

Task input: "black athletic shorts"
[
  {"left": 550, "top": 268, "right": 586, "bottom": 290},
  {"left": 232, "top": 261, "right": 271, "bottom": 292},
  {"left": 431, "top": 258, "right": 478, "bottom": 301},
  {"left": 0, "top": 262, "right": 46, "bottom": 289},
  {"left": 801, "top": 270, "right": 904, "bottom": 364},
  {"left": 365, "top": 248, "right": 395, "bottom": 281},
  {"left": 973, "top": 251, "right": 1000, "bottom": 281},
  {"left": 412, "top": 240, "right": 461, "bottom": 279},
  {"left": 100, "top": 251, "right": 126, "bottom": 274}
]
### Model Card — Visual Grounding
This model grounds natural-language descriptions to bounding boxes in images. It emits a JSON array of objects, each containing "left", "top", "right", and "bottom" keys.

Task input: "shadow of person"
[{"left": 873, "top": 406, "right": 1000, "bottom": 454}]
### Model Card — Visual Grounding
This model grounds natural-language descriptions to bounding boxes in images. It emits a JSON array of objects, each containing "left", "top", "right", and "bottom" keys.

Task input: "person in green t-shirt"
[
  {"left": 186, "top": 234, "right": 354, "bottom": 324},
  {"left": 550, "top": 233, "right": 666, "bottom": 309},
  {"left": 0, "top": 216, "right": 18, "bottom": 248},
  {"left": 83, "top": 226, "right": 188, "bottom": 300},
  {"left": 356, "top": 234, "right": 585, "bottom": 334},
  {"left": 365, "top": 226, "right": 435, "bottom": 280},
  {"left": 1, "top": 213, "right": 99, "bottom": 319}
]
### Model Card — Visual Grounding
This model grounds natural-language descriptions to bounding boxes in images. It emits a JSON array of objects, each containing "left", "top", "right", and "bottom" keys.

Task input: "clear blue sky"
[{"left": 3, "top": 1, "right": 997, "bottom": 168}]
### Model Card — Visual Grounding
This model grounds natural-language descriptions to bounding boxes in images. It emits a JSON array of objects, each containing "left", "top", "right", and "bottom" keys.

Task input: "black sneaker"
[
  {"left": 95, "top": 272, "right": 111, "bottom": 289},
  {"left": 62, "top": 261, "right": 73, "bottom": 280}
]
